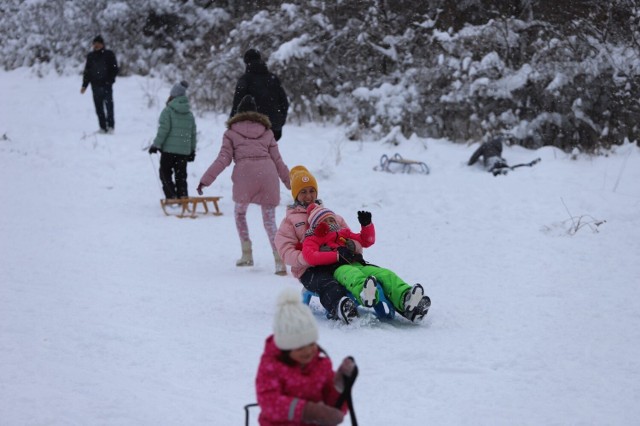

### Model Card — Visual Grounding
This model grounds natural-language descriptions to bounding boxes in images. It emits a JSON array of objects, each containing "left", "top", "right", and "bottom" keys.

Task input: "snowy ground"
[{"left": 1, "top": 68, "right": 640, "bottom": 425}]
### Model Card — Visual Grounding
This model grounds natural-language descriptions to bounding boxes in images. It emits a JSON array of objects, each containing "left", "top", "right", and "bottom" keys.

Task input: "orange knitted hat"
[{"left": 289, "top": 165, "right": 318, "bottom": 200}]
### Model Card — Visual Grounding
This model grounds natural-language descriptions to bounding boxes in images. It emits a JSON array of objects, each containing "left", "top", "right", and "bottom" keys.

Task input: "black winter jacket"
[
  {"left": 230, "top": 61, "right": 289, "bottom": 131},
  {"left": 82, "top": 48, "right": 118, "bottom": 89},
  {"left": 468, "top": 138, "right": 504, "bottom": 167}
]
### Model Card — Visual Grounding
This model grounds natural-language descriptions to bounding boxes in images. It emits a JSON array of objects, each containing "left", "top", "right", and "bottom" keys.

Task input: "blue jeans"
[{"left": 91, "top": 84, "right": 114, "bottom": 130}]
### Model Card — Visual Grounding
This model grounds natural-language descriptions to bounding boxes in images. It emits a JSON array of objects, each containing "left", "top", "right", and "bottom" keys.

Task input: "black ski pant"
[
  {"left": 299, "top": 265, "right": 349, "bottom": 317},
  {"left": 159, "top": 152, "right": 188, "bottom": 199},
  {"left": 91, "top": 84, "right": 114, "bottom": 131}
]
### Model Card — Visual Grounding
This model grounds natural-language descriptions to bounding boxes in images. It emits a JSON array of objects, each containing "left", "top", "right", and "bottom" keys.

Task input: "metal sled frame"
[
  {"left": 244, "top": 403, "right": 259, "bottom": 426},
  {"left": 302, "top": 287, "right": 396, "bottom": 320},
  {"left": 377, "top": 153, "right": 430, "bottom": 174},
  {"left": 160, "top": 196, "right": 223, "bottom": 218}
]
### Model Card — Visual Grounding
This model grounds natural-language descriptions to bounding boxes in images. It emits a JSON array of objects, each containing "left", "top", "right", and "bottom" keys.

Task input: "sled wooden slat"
[
  {"left": 191, "top": 196, "right": 223, "bottom": 217},
  {"left": 160, "top": 196, "right": 223, "bottom": 218},
  {"left": 390, "top": 158, "right": 422, "bottom": 165}
]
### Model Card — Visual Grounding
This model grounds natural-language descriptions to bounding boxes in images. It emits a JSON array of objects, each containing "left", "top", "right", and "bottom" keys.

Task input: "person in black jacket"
[
  {"left": 230, "top": 49, "right": 289, "bottom": 141},
  {"left": 468, "top": 137, "right": 508, "bottom": 174},
  {"left": 81, "top": 35, "right": 119, "bottom": 133}
]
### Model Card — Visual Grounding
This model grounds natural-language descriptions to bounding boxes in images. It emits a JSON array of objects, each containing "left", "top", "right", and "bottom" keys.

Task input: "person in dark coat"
[
  {"left": 81, "top": 35, "right": 119, "bottom": 133},
  {"left": 468, "top": 137, "right": 508, "bottom": 173},
  {"left": 230, "top": 49, "right": 289, "bottom": 141}
]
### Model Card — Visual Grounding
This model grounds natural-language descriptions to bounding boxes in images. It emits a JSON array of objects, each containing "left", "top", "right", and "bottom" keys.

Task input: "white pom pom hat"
[{"left": 273, "top": 288, "right": 319, "bottom": 350}]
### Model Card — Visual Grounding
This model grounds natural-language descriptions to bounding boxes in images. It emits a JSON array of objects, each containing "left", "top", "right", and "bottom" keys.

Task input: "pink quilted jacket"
[
  {"left": 302, "top": 222, "right": 375, "bottom": 266},
  {"left": 255, "top": 335, "right": 345, "bottom": 426},
  {"left": 199, "top": 112, "right": 290, "bottom": 207}
]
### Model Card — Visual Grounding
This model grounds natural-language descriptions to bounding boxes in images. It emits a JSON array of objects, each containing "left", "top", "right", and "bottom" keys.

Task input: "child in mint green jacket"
[
  {"left": 302, "top": 203, "right": 431, "bottom": 322},
  {"left": 148, "top": 81, "right": 197, "bottom": 200}
]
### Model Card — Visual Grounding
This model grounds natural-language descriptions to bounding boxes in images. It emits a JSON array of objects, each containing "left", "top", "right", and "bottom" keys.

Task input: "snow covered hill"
[{"left": 1, "top": 68, "right": 640, "bottom": 425}]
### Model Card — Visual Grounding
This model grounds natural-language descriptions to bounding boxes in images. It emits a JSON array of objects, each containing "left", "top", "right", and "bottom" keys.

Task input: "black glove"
[
  {"left": 357, "top": 210, "right": 372, "bottom": 226},
  {"left": 334, "top": 356, "right": 357, "bottom": 392},
  {"left": 187, "top": 151, "right": 195, "bottom": 162},
  {"left": 148, "top": 146, "right": 159, "bottom": 154},
  {"left": 337, "top": 246, "right": 357, "bottom": 265},
  {"left": 344, "top": 239, "right": 356, "bottom": 252}
]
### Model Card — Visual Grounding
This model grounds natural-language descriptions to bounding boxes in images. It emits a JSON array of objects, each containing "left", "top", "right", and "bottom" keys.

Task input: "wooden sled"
[
  {"left": 160, "top": 196, "right": 223, "bottom": 218},
  {"left": 376, "top": 153, "right": 430, "bottom": 174}
]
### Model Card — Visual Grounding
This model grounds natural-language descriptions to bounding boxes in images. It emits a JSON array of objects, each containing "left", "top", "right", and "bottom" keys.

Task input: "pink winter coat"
[
  {"left": 302, "top": 222, "right": 375, "bottom": 266},
  {"left": 199, "top": 112, "right": 290, "bottom": 207},
  {"left": 255, "top": 335, "right": 345, "bottom": 426},
  {"left": 274, "top": 203, "right": 353, "bottom": 279}
]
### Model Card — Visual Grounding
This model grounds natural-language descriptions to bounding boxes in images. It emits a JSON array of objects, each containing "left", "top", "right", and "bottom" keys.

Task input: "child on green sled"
[{"left": 301, "top": 203, "right": 431, "bottom": 322}]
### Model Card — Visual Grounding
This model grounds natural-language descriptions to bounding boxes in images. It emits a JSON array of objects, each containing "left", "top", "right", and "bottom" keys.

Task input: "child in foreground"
[{"left": 255, "top": 288, "right": 356, "bottom": 425}]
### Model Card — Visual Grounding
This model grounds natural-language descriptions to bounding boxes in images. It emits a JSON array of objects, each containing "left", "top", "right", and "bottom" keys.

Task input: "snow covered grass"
[{"left": 1, "top": 68, "right": 640, "bottom": 425}]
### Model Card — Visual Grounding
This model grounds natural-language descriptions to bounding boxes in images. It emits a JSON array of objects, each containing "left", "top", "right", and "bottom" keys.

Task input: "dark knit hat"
[
  {"left": 237, "top": 95, "right": 257, "bottom": 113},
  {"left": 243, "top": 48, "right": 262, "bottom": 64},
  {"left": 170, "top": 81, "right": 189, "bottom": 98},
  {"left": 93, "top": 35, "right": 104, "bottom": 44}
]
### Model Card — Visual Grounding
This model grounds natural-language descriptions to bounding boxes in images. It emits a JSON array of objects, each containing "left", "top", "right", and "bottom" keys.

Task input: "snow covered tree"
[{"left": 1, "top": 0, "right": 638, "bottom": 150}]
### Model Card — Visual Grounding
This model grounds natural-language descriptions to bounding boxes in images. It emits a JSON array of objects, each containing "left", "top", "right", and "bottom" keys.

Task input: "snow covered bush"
[{"left": 1, "top": 0, "right": 638, "bottom": 151}]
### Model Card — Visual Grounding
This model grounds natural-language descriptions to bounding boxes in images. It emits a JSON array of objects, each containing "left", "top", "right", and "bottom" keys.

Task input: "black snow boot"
[
  {"left": 336, "top": 297, "right": 358, "bottom": 324},
  {"left": 411, "top": 296, "right": 431, "bottom": 322}
]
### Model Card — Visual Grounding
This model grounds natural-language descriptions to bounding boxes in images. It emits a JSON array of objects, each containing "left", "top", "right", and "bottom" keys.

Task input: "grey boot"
[
  {"left": 274, "top": 250, "right": 287, "bottom": 276},
  {"left": 402, "top": 283, "right": 425, "bottom": 313},
  {"left": 236, "top": 240, "right": 253, "bottom": 267}
]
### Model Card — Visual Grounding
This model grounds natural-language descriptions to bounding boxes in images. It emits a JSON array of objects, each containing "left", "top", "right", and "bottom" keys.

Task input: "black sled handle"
[
  {"left": 335, "top": 357, "right": 359, "bottom": 426},
  {"left": 335, "top": 364, "right": 358, "bottom": 407}
]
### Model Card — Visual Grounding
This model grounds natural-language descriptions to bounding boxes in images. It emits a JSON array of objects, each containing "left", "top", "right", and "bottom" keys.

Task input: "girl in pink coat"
[
  {"left": 198, "top": 95, "right": 290, "bottom": 274},
  {"left": 255, "top": 288, "right": 355, "bottom": 426},
  {"left": 274, "top": 166, "right": 360, "bottom": 323}
]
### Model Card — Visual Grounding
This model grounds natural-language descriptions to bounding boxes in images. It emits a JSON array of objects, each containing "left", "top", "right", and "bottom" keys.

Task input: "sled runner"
[
  {"left": 244, "top": 403, "right": 259, "bottom": 426},
  {"left": 160, "top": 196, "right": 223, "bottom": 218},
  {"left": 375, "top": 153, "right": 430, "bottom": 174},
  {"left": 302, "top": 287, "right": 396, "bottom": 321}
]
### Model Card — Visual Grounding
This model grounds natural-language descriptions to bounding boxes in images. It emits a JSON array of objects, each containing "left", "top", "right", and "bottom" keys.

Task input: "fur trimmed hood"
[{"left": 227, "top": 111, "right": 272, "bottom": 129}]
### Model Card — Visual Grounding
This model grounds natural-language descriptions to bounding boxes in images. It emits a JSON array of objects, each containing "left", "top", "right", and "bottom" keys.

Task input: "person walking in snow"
[
  {"left": 148, "top": 81, "right": 197, "bottom": 200},
  {"left": 302, "top": 203, "right": 431, "bottom": 323},
  {"left": 467, "top": 136, "right": 508, "bottom": 174},
  {"left": 275, "top": 166, "right": 360, "bottom": 324},
  {"left": 255, "top": 288, "right": 356, "bottom": 426},
  {"left": 80, "top": 35, "right": 118, "bottom": 133},
  {"left": 197, "top": 95, "right": 290, "bottom": 275},
  {"left": 230, "top": 48, "right": 289, "bottom": 141}
]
